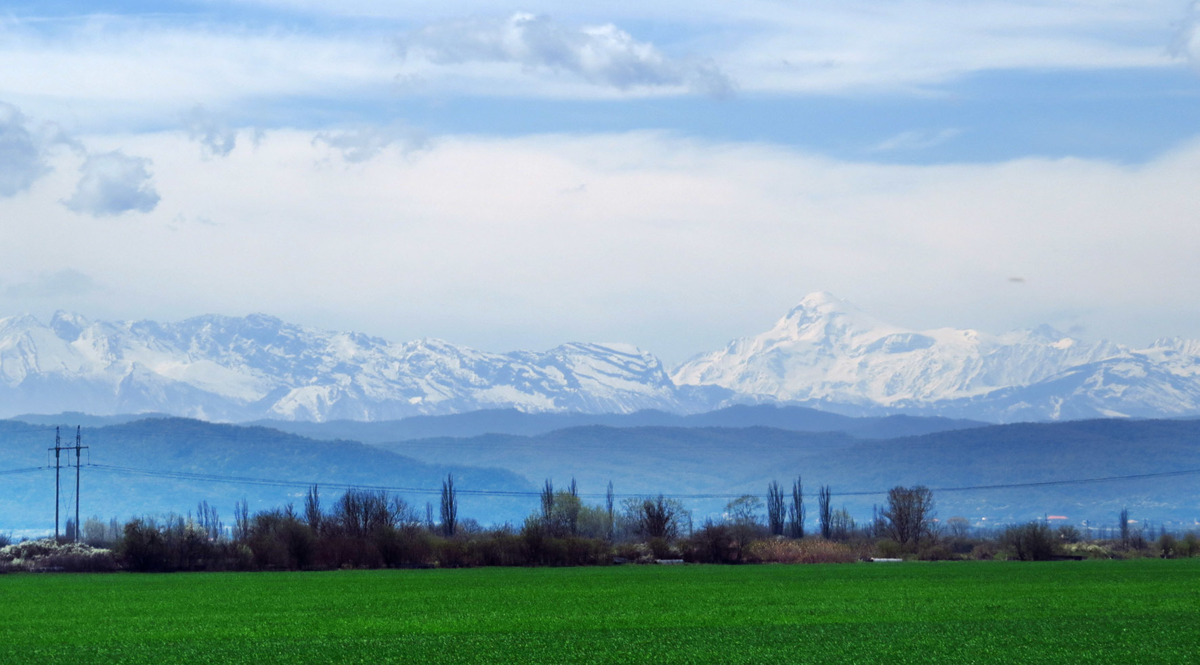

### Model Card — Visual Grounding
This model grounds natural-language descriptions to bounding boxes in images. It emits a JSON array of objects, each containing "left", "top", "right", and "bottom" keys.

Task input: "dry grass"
[{"left": 745, "top": 538, "right": 858, "bottom": 564}]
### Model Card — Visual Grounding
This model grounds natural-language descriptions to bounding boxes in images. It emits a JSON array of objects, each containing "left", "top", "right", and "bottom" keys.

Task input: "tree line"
[{"left": 3, "top": 475, "right": 1197, "bottom": 572}]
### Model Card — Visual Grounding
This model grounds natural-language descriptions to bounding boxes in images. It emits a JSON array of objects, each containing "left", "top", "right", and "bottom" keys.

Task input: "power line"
[
  {"left": 0, "top": 424, "right": 65, "bottom": 435},
  {"left": 83, "top": 462, "right": 1200, "bottom": 500},
  {"left": 0, "top": 466, "right": 49, "bottom": 476}
]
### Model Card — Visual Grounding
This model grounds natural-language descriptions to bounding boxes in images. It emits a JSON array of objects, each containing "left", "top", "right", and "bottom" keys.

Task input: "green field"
[{"left": 2, "top": 560, "right": 1198, "bottom": 663}]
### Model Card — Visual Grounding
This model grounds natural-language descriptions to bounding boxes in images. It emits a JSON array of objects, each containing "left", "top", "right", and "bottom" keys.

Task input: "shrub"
[
  {"left": 970, "top": 543, "right": 996, "bottom": 560},
  {"left": 917, "top": 544, "right": 957, "bottom": 561},
  {"left": 614, "top": 542, "right": 652, "bottom": 564},
  {"left": 875, "top": 538, "right": 905, "bottom": 559},
  {"left": 1, "top": 539, "right": 118, "bottom": 572},
  {"left": 1157, "top": 533, "right": 1178, "bottom": 559},
  {"left": 1182, "top": 532, "right": 1199, "bottom": 557},
  {"left": 1062, "top": 542, "right": 1114, "bottom": 559},
  {"left": 646, "top": 537, "right": 676, "bottom": 560},
  {"left": 684, "top": 521, "right": 742, "bottom": 564},
  {"left": 119, "top": 520, "right": 169, "bottom": 572},
  {"left": 1001, "top": 522, "right": 1058, "bottom": 561},
  {"left": 436, "top": 538, "right": 470, "bottom": 568}
]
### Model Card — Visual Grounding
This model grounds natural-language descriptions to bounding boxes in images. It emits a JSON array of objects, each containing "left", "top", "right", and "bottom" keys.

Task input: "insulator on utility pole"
[{"left": 50, "top": 427, "right": 61, "bottom": 541}]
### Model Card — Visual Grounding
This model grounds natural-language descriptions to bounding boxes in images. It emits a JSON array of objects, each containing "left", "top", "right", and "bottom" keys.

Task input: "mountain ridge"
[{"left": 3, "top": 294, "right": 1200, "bottom": 422}]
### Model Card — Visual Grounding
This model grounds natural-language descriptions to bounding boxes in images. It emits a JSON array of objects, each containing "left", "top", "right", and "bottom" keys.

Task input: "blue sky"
[{"left": 2, "top": 0, "right": 1200, "bottom": 361}]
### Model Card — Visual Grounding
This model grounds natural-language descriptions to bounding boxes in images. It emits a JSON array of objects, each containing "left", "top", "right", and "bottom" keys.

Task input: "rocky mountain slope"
[
  {"left": 0, "top": 312, "right": 686, "bottom": 421},
  {"left": 3, "top": 294, "right": 1199, "bottom": 422},
  {"left": 672, "top": 293, "right": 1200, "bottom": 421}
]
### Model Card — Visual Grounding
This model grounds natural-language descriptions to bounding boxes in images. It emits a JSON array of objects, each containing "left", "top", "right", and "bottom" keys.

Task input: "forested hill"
[
  {"left": 0, "top": 418, "right": 534, "bottom": 533},
  {"left": 246, "top": 404, "right": 986, "bottom": 443},
  {"left": 4, "top": 417, "right": 1198, "bottom": 534},
  {"left": 377, "top": 419, "right": 1200, "bottom": 525}
]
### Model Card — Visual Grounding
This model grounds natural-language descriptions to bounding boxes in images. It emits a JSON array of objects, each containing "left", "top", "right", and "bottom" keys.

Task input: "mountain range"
[
  {"left": 2, "top": 293, "right": 1199, "bottom": 422},
  {"left": 4, "top": 416, "right": 1198, "bottom": 531}
]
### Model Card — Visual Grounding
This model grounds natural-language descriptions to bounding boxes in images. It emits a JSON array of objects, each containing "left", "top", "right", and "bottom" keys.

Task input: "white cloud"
[
  {"left": 398, "top": 13, "right": 733, "bottom": 97},
  {"left": 4, "top": 269, "right": 99, "bottom": 299},
  {"left": 872, "top": 129, "right": 963, "bottom": 152},
  {"left": 1172, "top": 1, "right": 1200, "bottom": 64},
  {"left": 0, "top": 18, "right": 396, "bottom": 127},
  {"left": 726, "top": 0, "right": 1176, "bottom": 94},
  {"left": 0, "top": 2, "right": 1182, "bottom": 121},
  {"left": 313, "top": 124, "right": 429, "bottom": 163},
  {"left": 0, "top": 101, "right": 50, "bottom": 196},
  {"left": 184, "top": 105, "right": 238, "bottom": 157},
  {"left": 63, "top": 151, "right": 160, "bottom": 216},
  {"left": 3, "top": 128, "right": 1200, "bottom": 360}
]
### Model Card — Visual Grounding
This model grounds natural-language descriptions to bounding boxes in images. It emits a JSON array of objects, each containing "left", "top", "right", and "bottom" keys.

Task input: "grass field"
[{"left": 2, "top": 559, "right": 1198, "bottom": 663}]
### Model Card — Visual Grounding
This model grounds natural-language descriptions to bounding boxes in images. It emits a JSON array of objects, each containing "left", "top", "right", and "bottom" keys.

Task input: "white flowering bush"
[{"left": 0, "top": 538, "right": 118, "bottom": 572}]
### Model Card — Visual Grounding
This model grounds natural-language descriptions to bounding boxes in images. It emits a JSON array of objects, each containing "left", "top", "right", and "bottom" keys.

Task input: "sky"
[{"left": 1, "top": 0, "right": 1199, "bottom": 364}]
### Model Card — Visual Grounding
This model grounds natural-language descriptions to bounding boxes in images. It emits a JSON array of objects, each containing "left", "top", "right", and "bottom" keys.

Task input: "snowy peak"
[
  {"left": 672, "top": 292, "right": 1199, "bottom": 421},
  {"left": 2, "top": 300, "right": 1199, "bottom": 423},
  {"left": 49, "top": 311, "right": 89, "bottom": 341},
  {"left": 775, "top": 292, "right": 892, "bottom": 344},
  {"left": 0, "top": 313, "right": 690, "bottom": 422}
]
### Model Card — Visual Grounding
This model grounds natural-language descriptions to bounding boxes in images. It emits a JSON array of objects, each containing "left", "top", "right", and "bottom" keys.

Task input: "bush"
[
  {"left": 614, "top": 542, "right": 652, "bottom": 564},
  {"left": 1062, "top": 542, "right": 1114, "bottom": 560},
  {"left": 970, "top": 543, "right": 996, "bottom": 560},
  {"left": 1157, "top": 533, "right": 1178, "bottom": 559},
  {"left": 646, "top": 537, "right": 677, "bottom": 560},
  {"left": 1, "top": 539, "right": 118, "bottom": 572},
  {"left": 875, "top": 539, "right": 905, "bottom": 559},
  {"left": 917, "top": 544, "right": 958, "bottom": 561},
  {"left": 1182, "top": 532, "right": 1199, "bottom": 557},
  {"left": 685, "top": 521, "right": 741, "bottom": 564},
  {"left": 1001, "top": 522, "right": 1058, "bottom": 561},
  {"left": 119, "top": 520, "right": 170, "bottom": 572}
]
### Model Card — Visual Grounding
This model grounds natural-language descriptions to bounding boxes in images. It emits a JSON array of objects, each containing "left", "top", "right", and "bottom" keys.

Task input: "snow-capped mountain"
[
  {"left": 3, "top": 296, "right": 1199, "bottom": 423},
  {"left": 671, "top": 292, "right": 1200, "bottom": 421},
  {"left": 0, "top": 312, "right": 685, "bottom": 421}
]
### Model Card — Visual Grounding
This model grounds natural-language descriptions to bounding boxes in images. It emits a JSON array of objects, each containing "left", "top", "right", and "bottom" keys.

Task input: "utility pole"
[
  {"left": 50, "top": 427, "right": 61, "bottom": 541},
  {"left": 73, "top": 427, "right": 87, "bottom": 543}
]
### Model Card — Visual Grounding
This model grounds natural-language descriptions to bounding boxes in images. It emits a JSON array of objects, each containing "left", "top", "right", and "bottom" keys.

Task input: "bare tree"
[
  {"left": 788, "top": 476, "right": 805, "bottom": 538},
  {"left": 565, "top": 478, "right": 581, "bottom": 535},
  {"left": 1119, "top": 507, "right": 1130, "bottom": 548},
  {"left": 638, "top": 495, "right": 683, "bottom": 540},
  {"left": 197, "top": 500, "right": 222, "bottom": 541},
  {"left": 605, "top": 481, "right": 615, "bottom": 541},
  {"left": 440, "top": 474, "right": 458, "bottom": 537},
  {"left": 945, "top": 516, "right": 970, "bottom": 539},
  {"left": 304, "top": 485, "right": 322, "bottom": 534},
  {"left": 830, "top": 508, "right": 855, "bottom": 541},
  {"left": 817, "top": 485, "right": 833, "bottom": 540},
  {"left": 766, "top": 481, "right": 786, "bottom": 536},
  {"left": 881, "top": 485, "right": 935, "bottom": 549},
  {"left": 541, "top": 479, "right": 555, "bottom": 522},
  {"left": 233, "top": 498, "right": 250, "bottom": 542}
]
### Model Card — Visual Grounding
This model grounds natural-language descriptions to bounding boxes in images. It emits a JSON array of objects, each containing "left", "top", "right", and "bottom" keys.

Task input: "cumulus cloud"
[
  {"left": 183, "top": 105, "right": 238, "bottom": 156},
  {"left": 4, "top": 269, "right": 99, "bottom": 299},
  {"left": 0, "top": 101, "right": 50, "bottom": 196},
  {"left": 313, "top": 123, "right": 429, "bottom": 163},
  {"left": 63, "top": 151, "right": 160, "bottom": 217},
  {"left": 398, "top": 13, "right": 734, "bottom": 97}
]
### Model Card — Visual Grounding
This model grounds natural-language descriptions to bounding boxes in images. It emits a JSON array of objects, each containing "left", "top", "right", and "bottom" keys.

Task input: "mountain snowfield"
[
  {"left": 1, "top": 293, "right": 1199, "bottom": 422},
  {"left": 0, "top": 312, "right": 682, "bottom": 421},
  {"left": 672, "top": 293, "right": 1200, "bottom": 421}
]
